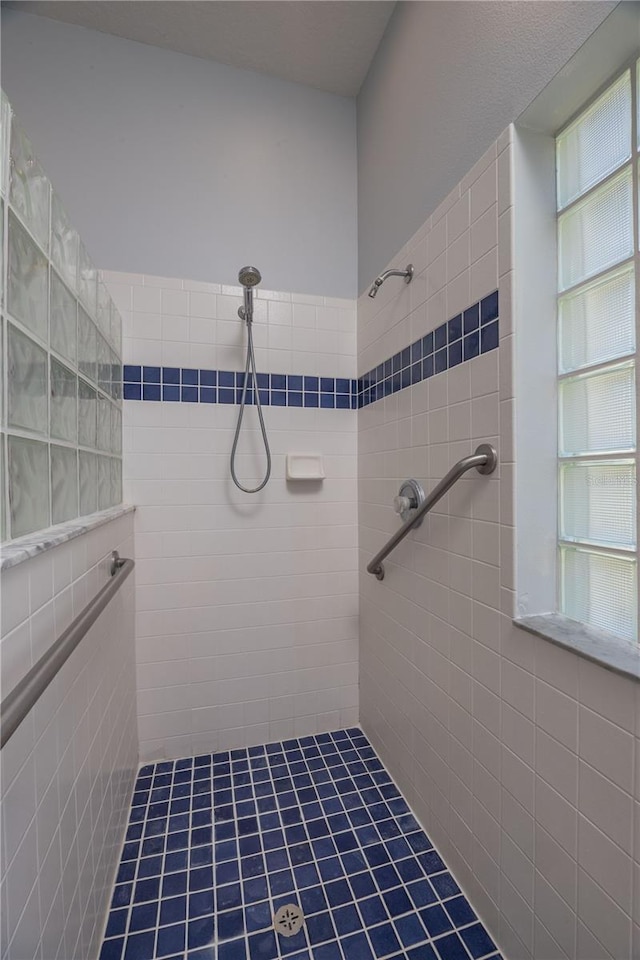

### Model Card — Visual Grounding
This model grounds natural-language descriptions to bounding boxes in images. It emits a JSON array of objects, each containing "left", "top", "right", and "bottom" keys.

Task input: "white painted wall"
[
  {"left": 356, "top": 0, "right": 616, "bottom": 293},
  {"left": 104, "top": 270, "right": 359, "bottom": 761},
  {"left": 0, "top": 10, "right": 358, "bottom": 299},
  {"left": 0, "top": 512, "right": 138, "bottom": 960},
  {"left": 3, "top": 3, "right": 618, "bottom": 299}
]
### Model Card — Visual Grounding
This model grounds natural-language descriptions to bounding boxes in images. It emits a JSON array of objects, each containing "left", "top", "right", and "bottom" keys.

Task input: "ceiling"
[{"left": 3, "top": 1, "right": 396, "bottom": 96}]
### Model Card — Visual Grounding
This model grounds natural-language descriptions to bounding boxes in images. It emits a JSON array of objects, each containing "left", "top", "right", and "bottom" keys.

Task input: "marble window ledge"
[
  {"left": 0, "top": 504, "right": 135, "bottom": 571},
  {"left": 515, "top": 612, "right": 640, "bottom": 682}
]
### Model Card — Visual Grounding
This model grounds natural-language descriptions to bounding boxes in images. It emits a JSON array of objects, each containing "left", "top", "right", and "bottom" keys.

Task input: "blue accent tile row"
[
  {"left": 101, "top": 729, "right": 502, "bottom": 960},
  {"left": 357, "top": 291, "right": 499, "bottom": 409},
  {"left": 122, "top": 368, "right": 359, "bottom": 410},
  {"left": 122, "top": 291, "right": 498, "bottom": 413}
]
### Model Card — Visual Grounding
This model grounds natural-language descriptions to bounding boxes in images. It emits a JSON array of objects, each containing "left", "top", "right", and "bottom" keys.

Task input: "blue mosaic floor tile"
[{"left": 101, "top": 729, "right": 502, "bottom": 960}]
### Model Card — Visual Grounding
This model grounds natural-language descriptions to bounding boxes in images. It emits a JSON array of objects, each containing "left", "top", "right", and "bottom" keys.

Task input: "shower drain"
[{"left": 273, "top": 903, "right": 305, "bottom": 937}]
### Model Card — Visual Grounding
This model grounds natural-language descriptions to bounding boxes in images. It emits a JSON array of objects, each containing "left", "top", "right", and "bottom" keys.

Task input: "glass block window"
[
  {"left": 0, "top": 90, "right": 123, "bottom": 542},
  {"left": 556, "top": 64, "right": 639, "bottom": 642}
]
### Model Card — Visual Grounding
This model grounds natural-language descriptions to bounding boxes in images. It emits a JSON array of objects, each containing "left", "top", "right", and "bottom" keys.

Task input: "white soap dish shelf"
[{"left": 286, "top": 454, "right": 325, "bottom": 481}]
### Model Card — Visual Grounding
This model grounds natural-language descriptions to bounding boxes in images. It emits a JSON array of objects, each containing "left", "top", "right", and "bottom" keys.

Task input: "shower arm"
[{"left": 368, "top": 264, "right": 413, "bottom": 298}]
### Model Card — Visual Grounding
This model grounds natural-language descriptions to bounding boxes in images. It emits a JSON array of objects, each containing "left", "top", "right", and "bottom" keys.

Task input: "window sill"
[
  {"left": 0, "top": 504, "right": 136, "bottom": 572},
  {"left": 514, "top": 612, "right": 640, "bottom": 682}
]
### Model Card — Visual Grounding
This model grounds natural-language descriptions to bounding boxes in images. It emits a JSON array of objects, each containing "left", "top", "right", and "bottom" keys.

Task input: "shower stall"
[
  {"left": 0, "top": 88, "right": 503, "bottom": 959},
  {"left": 2, "top": 5, "right": 640, "bottom": 960}
]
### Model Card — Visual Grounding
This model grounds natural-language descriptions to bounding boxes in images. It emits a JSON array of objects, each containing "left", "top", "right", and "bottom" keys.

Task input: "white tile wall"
[
  {"left": 0, "top": 511, "right": 138, "bottom": 960},
  {"left": 357, "top": 126, "right": 640, "bottom": 960},
  {"left": 104, "top": 271, "right": 359, "bottom": 761},
  {"left": 105, "top": 271, "right": 357, "bottom": 381}
]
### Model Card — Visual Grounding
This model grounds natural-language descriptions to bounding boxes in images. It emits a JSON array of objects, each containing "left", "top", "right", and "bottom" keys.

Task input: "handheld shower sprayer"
[
  {"left": 230, "top": 266, "right": 272, "bottom": 494},
  {"left": 368, "top": 264, "right": 414, "bottom": 299},
  {"left": 238, "top": 265, "right": 262, "bottom": 322}
]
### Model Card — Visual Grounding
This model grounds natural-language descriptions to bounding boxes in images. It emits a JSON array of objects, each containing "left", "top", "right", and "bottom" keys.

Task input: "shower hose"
[{"left": 230, "top": 318, "right": 272, "bottom": 493}]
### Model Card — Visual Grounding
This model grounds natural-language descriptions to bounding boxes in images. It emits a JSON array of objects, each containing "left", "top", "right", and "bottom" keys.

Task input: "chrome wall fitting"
[
  {"left": 368, "top": 264, "right": 414, "bottom": 298},
  {"left": 393, "top": 479, "right": 426, "bottom": 526}
]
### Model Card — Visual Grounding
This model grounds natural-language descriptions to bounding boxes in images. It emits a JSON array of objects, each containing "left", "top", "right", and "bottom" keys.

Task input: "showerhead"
[
  {"left": 237, "top": 266, "right": 262, "bottom": 323},
  {"left": 238, "top": 266, "right": 262, "bottom": 288}
]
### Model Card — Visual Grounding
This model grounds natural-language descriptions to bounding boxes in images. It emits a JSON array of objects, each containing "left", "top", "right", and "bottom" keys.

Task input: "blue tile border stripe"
[
  {"left": 357, "top": 291, "right": 499, "bottom": 409},
  {"left": 101, "top": 728, "right": 502, "bottom": 960},
  {"left": 122, "top": 291, "right": 498, "bottom": 412},
  {"left": 122, "top": 368, "right": 359, "bottom": 410}
]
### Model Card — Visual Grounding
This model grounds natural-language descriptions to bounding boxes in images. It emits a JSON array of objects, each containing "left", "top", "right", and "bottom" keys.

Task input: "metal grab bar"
[
  {"left": 367, "top": 444, "right": 498, "bottom": 581},
  {"left": 1, "top": 551, "right": 134, "bottom": 749}
]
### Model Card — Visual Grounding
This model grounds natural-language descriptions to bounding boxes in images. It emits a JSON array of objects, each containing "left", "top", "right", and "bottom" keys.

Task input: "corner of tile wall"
[
  {"left": 358, "top": 123, "right": 640, "bottom": 960},
  {"left": 357, "top": 125, "right": 508, "bottom": 810},
  {"left": 0, "top": 510, "right": 138, "bottom": 960}
]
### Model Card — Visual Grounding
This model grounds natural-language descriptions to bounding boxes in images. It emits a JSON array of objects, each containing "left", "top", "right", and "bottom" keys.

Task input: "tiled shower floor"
[{"left": 99, "top": 729, "right": 502, "bottom": 960}]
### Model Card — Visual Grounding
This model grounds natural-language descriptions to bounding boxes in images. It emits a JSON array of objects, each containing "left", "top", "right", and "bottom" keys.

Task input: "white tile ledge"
[
  {"left": 514, "top": 612, "right": 640, "bottom": 682},
  {"left": 0, "top": 505, "right": 136, "bottom": 572}
]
